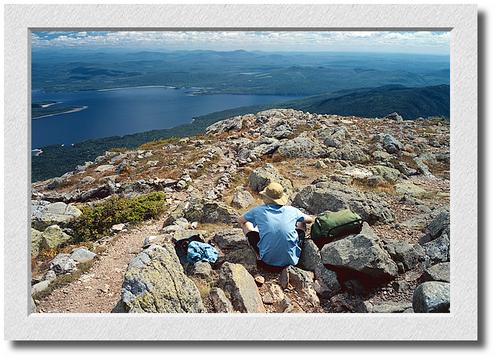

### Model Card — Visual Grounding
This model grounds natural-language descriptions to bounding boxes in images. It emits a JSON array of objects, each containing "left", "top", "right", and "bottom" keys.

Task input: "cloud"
[{"left": 32, "top": 31, "right": 449, "bottom": 54}]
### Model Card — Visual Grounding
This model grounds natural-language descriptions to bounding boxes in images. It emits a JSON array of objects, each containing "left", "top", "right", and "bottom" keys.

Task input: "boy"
[{"left": 237, "top": 182, "right": 314, "bottom": 270}]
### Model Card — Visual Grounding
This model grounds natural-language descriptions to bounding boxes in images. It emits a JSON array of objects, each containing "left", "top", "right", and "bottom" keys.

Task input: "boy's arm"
[
  {"left": 237, "top": 215, "right": 248, "bottom": 226},
  {"left": 303, "top": 214, "right": 315, "bottom": 224}
]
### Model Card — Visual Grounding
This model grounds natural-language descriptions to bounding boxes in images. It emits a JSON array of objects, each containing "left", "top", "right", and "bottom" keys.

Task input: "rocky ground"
[{"left": 31, "top": 109, "right": 450, "bottom": 314}]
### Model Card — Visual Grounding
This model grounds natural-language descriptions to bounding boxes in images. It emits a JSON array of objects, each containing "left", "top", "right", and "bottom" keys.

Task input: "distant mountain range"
[
  {"left": 281, "top": 84, "right": 449, "bottom": 119},
  {"left": 194, "top": 84, "right": 450, "bottom": 122}
]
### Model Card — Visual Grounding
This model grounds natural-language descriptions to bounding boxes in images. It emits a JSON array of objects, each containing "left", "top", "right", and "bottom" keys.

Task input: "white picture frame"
[{"left": 4, "top": 4, "right": 477, "bottom": 341}]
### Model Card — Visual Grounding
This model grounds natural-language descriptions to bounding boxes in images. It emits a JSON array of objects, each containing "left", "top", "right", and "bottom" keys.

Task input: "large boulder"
[
  {"left": 370, "top": 165, "right": 401, "bottom": 183},
  {"left": 277, "top": 134, "right": 325, "bottom": 158},
  {"left": 49, "top": 253, "right": 77, "bottom": 274},
  {"left": 205, "top": 116, "right": 245, "bottom": 134},
  {"left": 379, "top": 133, "right": 403, "bottom": 154},
  {"left": 218, "top": 262, "right": 265, "bottom": 313},
  {"left": 421, "top": 262, "right": 450, "bottom": 283},
  {"left": 412, "top": 281, "right": 450, "bottom": 313},
  {"left": 32, "top": 201, "right": 82, "bottom": 230},
  {"left": 279, "top": 266, "right": 320, "bottom": 307},
  {"left": 321, "top": 223, "right": 398, "bottom": 280},
  {"left": 70, "top": 247, "right": 96, "bottom": 263},
  {"left": 383, "top": 240, "right": 425, "bottom": 272},
  {"left": 121, "top": 244, "right": 206, "bottom": 313},
  {"left": 209, "top": 287, "right": 234, "bottom": 313},
  {"left": 420, "top": 209, "right": 450, "bottom": 244},
  {"left": 231, "top": 188, "right": 254, "bottom": 209},
  {"left": 293, "top": 181, "right": 394, "bottom": 223},
  {"left": 248, "top": 163, "right": 292, "bottom": 192},
  {"left": 213, "top": 228, "right": 247, "bottom": 250},
  {"left": 298, "top": 239, "right": 321, "bottom": 272},
  {"left": 183, "top": 199, "right": 239, "bottom": 224},
  {"left": 40, "top": 225, "right": 72, "bottom": 250},
  {"left": 395, "top": 181, "right": 427, "bottom": 198},
  {"left": 422, "top": 234, "right": 450, "bottom": 265}
]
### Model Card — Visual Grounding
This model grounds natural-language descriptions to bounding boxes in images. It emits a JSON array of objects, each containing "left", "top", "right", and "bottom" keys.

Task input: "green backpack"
[{"left": 310, "top": 209, "right": 363, "bottom": 247}]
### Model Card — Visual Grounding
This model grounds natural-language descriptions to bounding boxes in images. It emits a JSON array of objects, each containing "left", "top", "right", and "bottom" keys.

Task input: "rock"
[
  {"left": 315, "top": 264, "right": 341, "bottom": 296},
  {"left": 31, "top": 280, "right": 50, "bottom": 295},
  {"left": 422, "top": 210, "right": 450, "bottom": 243},
  {"left": 70, "top": 247, "right": 96, "bottom": 263},
  {"left": 42, "top": 270, "right": 57, "bottom": 282},
  {"left": 206, "top": 116, "right": 245, "bottom": 134},
  {"left": 46, "top": 177, "right": 67, "bottom": 190},
  {"left": 209, "top": 287, "right": 234, "bottom": 313},
  {"left": 95, "top": 164, "right": 115, "bottom": 173},
  {"left": 422, "top": 234, "right": 450, "bottom": 265},
  {"left": 81, "top": 176, "right": 95, "bottom": 184},
  {"left": 414, "top": 157, "right": 432, "bottom": 176},
  {"left": 370, "top": 301, "right": 412, "bottom": 313},
  {"left": 370, "top": 165, "right": 401, "bottom": 183},
  {"left": 279, "top": 266, "right": 320, "bottom": 306},
  {"left": 412, "top": 281, "right": 450, "bottom": 313},
  {"left": 184, "top": 200, "right": 239, "bottom": 224},
  {"left": 248, "top": 163, "right": 292, "bottom": 192},
  {"left": 32, "top": 201, "right": 82, "bottom": 229},
  {"left": 383, "top": 241, "right": 425, "bottom": 271},
  {"left": 293, "top": 181, "right": 394, "bottom": 223},
  {"left": 262, "top": 283, "right": 286, "bottom": 305},
  {"left": 40, "top": 225, "right": 72, "bottom": 249},
  {"left": 254, "top": 275, "right": 265, "bottom": 286},
  {"left": 315, "top": 160, "right": 328, "bottom": 169},
  {"left": 122, "top": 244, "right": 206, "bottom": 313},
  {"left": 333, "top": 144, "right": 370, "bottom": 163},
  {"left": 385, "top": 112, "right": 403, "bottom": 121},
  {"left": 188, "top": 261, "right": 212, "bottom": 279},
  {"left": 111, "top": 223, "right": 126, "bottom": 232},
  {"left": 231, "top": 188, "right": 254, "bottom": 209},
  {"left": 297, "top": 239, "right": 321, "bottom": 272},
  {"left": 395, "top": 181, "right": 427, "bottom": 198},
  {"left": 313, "top": 279, "right": 334, "bottom": 299},
  {"left": 421, "top": 262, "right": 450, "bottom": 283},
  {"left": 321, "top": 223, "right": 398, "bottom": 280},
  {"left": 218, "top": 262, "right": 265, "bottom": 313},
  {"left": 31, "top": 228, "right": 43, "bottom": 257},
  {"left": 382, "top": 133, "right": 403, "bottom": 154},
  {"left": 212, "top": 228, "right": 247, "bottom": 250},
  {"left": 392, "top": 280, "right": 409, "bottom": 293},
  {"left": 49, "top": 253, "right": 77, "bottom": 274},
  {"left": 277, "top": 134, "right": 324, "bottom": 158}
]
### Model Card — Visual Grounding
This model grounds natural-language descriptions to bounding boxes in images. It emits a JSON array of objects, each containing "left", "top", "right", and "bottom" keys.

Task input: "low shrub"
[{"left": 74, "top": 192, "right": 166, "bottom": 241}]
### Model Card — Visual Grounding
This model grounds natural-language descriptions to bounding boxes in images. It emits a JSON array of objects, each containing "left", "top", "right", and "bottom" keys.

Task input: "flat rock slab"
[
  {"left": 218, "top": 262, "right": 265, "bottom": 313},
  {"left": 122, "top": 244, "right": 206, "bottom": 313}
]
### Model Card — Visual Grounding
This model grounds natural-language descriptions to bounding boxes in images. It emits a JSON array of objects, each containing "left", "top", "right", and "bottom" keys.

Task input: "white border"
[{"left": 4, "top": 4, "right": 477, "bottom": 341}]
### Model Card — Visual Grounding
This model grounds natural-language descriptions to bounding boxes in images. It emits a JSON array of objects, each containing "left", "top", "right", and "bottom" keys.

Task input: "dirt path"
[{"left": 36, "top": 218, "right": 165, "bottom": 313}]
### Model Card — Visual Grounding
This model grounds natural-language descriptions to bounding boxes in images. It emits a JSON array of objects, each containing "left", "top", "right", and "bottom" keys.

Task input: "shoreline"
[{"left": 32, "top": 106, "right": 88, "bottom": 120}]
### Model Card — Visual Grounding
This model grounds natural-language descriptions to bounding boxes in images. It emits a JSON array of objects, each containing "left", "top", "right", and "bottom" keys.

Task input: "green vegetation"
[{"left": 74, "top": 192, "right": 166, "bottom": 241}]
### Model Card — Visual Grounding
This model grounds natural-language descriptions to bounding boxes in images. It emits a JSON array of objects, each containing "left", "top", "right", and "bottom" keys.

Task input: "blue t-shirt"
[{"left": 243, "top": 204, "right": 305, "bottom": 266}]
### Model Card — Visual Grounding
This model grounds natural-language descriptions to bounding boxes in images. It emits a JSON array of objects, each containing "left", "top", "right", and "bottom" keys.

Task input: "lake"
[{"left": 31, "top": 87, "right": 298, "bottom": 148}]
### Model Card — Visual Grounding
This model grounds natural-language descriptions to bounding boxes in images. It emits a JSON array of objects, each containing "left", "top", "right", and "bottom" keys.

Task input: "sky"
[{"left": 32, "top": 31, "right": 450, "bottom": 54}]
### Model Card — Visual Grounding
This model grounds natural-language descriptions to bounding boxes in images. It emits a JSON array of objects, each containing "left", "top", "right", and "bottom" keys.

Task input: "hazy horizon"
[{"left": 32, "top": 31, "right": 450, "bottom": 55}]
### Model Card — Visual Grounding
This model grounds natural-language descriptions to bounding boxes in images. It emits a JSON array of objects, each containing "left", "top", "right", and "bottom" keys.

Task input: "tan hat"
[{"left": 259, "top": 182, "right": 288, "bottom": 206}]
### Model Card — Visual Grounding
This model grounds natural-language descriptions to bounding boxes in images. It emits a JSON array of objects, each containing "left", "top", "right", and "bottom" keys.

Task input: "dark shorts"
[{"left": 246, "top": 229, "right": 305, "bottom": 272}]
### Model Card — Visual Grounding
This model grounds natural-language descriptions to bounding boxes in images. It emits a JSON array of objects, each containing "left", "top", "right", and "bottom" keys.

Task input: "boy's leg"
[
  {"left": 296, "top": 221, "right": 306, "bottom": 247},
  {"left": 240, "top": 220, "right": 261, "bottom": 260}
]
